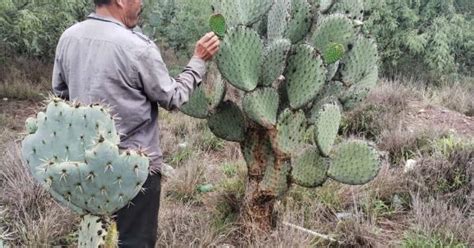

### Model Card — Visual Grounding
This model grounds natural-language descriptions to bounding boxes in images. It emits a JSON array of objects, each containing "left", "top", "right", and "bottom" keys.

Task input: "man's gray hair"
[{"left": 94, "top": 0, "right": 112, "bottom": 6}]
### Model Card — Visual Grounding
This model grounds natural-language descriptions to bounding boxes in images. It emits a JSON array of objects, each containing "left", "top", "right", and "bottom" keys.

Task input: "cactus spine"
[{"left": 181, "top": 0, "right": 381, "bottom": 232}]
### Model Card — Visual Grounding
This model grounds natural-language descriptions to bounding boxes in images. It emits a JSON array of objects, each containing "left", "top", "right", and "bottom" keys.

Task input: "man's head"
[{"left": 94, "top": 0, "right": 143, "bottom": 29}]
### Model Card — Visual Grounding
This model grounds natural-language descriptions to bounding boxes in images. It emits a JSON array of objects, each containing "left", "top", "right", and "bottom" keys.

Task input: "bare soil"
[{"left": 404, "top": 100, "right": 474, "bottom": 137}]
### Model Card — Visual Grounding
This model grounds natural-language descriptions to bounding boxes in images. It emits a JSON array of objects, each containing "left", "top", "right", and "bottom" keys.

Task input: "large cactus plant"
[
  {"left": 21, "top": 98, "right": 149, "bottom": 247},
  {"left": 180, "top": 0, "right": 381, "bottom": 232}
]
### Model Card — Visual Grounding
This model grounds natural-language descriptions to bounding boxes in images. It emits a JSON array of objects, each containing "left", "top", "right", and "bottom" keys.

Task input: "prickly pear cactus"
[
  {"left": 21, "top": 98, "right": 149, "bottom": 247},
  {"left": 182, "top": 0, "right": 382, "bottom": 231}
]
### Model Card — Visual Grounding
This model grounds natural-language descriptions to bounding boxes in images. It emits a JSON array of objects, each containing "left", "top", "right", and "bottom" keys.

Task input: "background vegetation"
[{"left": 0, "top": 0, "right": 472, "bottom": 247}]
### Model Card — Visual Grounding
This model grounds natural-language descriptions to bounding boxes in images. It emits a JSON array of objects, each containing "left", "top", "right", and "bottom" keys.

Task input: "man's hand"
[{"left": 194, "top": 32, "right": 220, "bottom": 61}]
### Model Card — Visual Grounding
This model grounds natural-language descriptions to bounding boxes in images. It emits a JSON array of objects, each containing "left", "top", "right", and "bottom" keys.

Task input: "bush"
[
  {"left": 141, "top": 0, "right": 212, "bottom": 58},
  {"left": 364, "top": 0, "right": 473, "bottom": 81},
  {"left": 0, "top": 0, "right": 91, "bottom": 60}
]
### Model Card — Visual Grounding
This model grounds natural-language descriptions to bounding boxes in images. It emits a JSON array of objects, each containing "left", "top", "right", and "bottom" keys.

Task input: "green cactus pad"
[
  {"left": 309, "top": 81, "right": 344, "bottom": 120},
  {"left": 304, "top": 125, "right": 316, "bottom": 144},
  {"left": 267, "top": 0, "right": 290, "bottom": 41},
  {"left": 326, "top": 61, "right": 340, "bottom": 80},
  {"left": 78, "top": 215, "right": 109, "bottom": 248},
  {"left": 340, "top": 65, "right": 377, "bottom": 111},
  {"left": 211, "top": 0, "right": 273, "bottom": 27},
  {"left": 291, "top": 146, "right": 329, "bottom": 187},
  {"left": 314, "top": 102, "right": 341, "bottom": 156},
  {"left": 319, "top": 0, "right": 335, "bottom": 12},
  {"left": 339, "top": 37, "right": 378, "bottom": 109},
  {"left": 216, "top": 27, "right": 263, "bottom": 91},
  {"left": 25, "top": 117, "right": 38, "bottom": 134},
  {"left": 328, "top": 140, "right": 381, "bottom": 185},
  {"left": 285, "top": 44, "right": 326, "bottom": 109},
  {"left": 208, "top": 101, "right": 246, "bottom": 142},
  {"left": 340, "top": 36, "right": 378, "bottom": 87},
  {"left": 332, "top": 0, "right": 364, "bottom": 21},
  {"left": 243, "top": 88, "right": 279, "bottom": 128},
  {"left": 273, "top": 109, "right": 307, "bottom": 155},
  {"left": 21, "top": 99, "right": 149, "bottom": 215},
  {"left": 260, "top": 160, "right": 290, "bottom": 197},
  {"left": 285, "top": 0, "right": 312, "bottom": 43},
  {"left": 312, "top": 14, "right": 355, "bottom": 64},
  {"left": 179, "top": 87, "right": 208, "bottom": 118},
  {"left": 209, "top": 14, "right": 226, "bottom": 38},
  {"left": 260, "top": 39, "right": 292, "bottom": 86},
  {"left": 180, "top": 63, "right": 226, "bottom": 118},
  {"left": 324, "top": 42, "right": 345, "bottom": 64}
]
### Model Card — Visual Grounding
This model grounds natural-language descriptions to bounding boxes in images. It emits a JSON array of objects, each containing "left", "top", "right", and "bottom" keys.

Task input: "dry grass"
[
  {"left": 0, "top": 65, "right": 473, "bottom": 247},
  {"left": 405, "top": 196, "right": 473, "bottom": 246},
  {"left": 0, "top": 58, "right": 51, "bottom": 100},
  {"left": 0, "top": 142, "right": 77, "bottom": 246},
  {"left": 424, "top": 79, "right": 474, "bottom": 116}
]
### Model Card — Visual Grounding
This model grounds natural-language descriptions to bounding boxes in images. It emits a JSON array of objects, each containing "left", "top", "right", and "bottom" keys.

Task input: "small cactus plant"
[
  {"left": 180, "top": 0, "right": 381, "bottom": 232},
  {"left": 21, "top": 98, "right": 149, "bottom": 247}
]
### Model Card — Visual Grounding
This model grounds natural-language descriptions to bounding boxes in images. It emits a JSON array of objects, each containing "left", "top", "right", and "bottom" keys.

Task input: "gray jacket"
[{"left": 52, "top": 13, "right": 206, "bottom": 170}]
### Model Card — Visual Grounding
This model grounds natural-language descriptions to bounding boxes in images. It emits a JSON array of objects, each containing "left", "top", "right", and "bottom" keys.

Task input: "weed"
[
  {"left": 196, "top": 127, "right": 226, "bottom": 152},
  {"left": 402, "top": 232, "right": 468, "bottom": 248},
  {"left": 220, "top": 162, "right": 239, "bottom": 178},
  {"left": 166, "top": 146, "right": 194, "bottom": 167}
]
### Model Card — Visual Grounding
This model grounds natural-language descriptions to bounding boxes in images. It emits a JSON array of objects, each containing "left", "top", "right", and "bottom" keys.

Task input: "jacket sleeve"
[
  {"left": 52, "top": 42, "right": 69, "bottom": 100},
  {"left": 134, "top": 44, "right": 207, "bottom": 110}
]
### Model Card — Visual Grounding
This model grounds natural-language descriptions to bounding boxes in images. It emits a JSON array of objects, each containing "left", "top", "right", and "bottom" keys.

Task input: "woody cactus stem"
[{"left": 181, "top": 0, "right": 382, "bottom": 232}]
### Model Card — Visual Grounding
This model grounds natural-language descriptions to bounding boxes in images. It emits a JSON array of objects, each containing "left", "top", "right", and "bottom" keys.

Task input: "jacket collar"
[{"left": 87, "top": 13, "right": 128, "bottom": 29}]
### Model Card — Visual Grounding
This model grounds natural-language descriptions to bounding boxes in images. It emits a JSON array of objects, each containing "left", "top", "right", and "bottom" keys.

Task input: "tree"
[{"left": 363, "top": 0, "right": 473, "bottom": 80}]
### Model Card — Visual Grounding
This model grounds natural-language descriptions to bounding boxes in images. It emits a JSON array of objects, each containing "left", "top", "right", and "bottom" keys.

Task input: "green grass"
[
  {"left": 167, "top": 146, "right": 194, "bottom": 167},
  {"left": 402, "top": 232, "right": 468, "bottom": 248}
]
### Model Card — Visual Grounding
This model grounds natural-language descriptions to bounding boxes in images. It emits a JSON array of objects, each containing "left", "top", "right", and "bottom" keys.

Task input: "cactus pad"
[
  {"left": 180, "top": 63, "right": 226, "bottom": 118},
  {"left": 326, "top": 61, "right": 340, "bottom": 80},
  {"left": 332, "top": 0, "right": 364, "bottom": 21},
  {"left": 208, "top": 101, "right": 246, "bottom": 142},
  {"left": 25, "top": 117, "right": 38, "bottom": 134},
  {"left": 285, "top": 0, "right": 312, "bottom": 43},
  {"left": 267, "top": 0, "right": 291, "bottom": 41},
  {"left": 211, "top": 0, "right": 273, "bottom": 27},
  {"left": 324, "top": 42, "right": 345, "bottom": 64},
  {"left": 209, "top": 14, "right": 227, "bottom": 38},
  {"left": 260, "top": 161, "right": 290, "bottom": 197},
  {"left": 328, "top": 140, "right": 381, "bottom": 185},
  {"left": 291, "top": 146, "right": 329, "bottom": 187},
  {"left": 314, "top": 102, "right": 341, "bottom": 156},
  {"left": 273, "top": 109, "right": 307, "bottom": 154},
  {"left": 243, "top": 88, "right": 279, "bottom": 128},
  {"left": 340, "top": 36, "right": 378, "bottom": 87},
  {"left": 216, "top": 27, "right": 263, "bottom": 91},
  {"left": 260, "top": 39, "right": 292, "bottom": 86},
  {"left": 21, "top": 99, "right": 149, "bottom": 215},
  {"left": 285, "top": 44, "right": 326, "bottom": 109},
  {"left": 319, "top": 0, "right": 335, "bottom": 12},
  {"left": 312, "top": 14, "right": 355, "bottom": 64},
  {"left": 78, "top": 215, "right": 109, "bottom": 248}
]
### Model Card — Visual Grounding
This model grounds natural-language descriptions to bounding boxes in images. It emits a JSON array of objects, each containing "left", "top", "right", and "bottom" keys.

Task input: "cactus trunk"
[
  {"left": 240, "top": 175, "right": 277, "bottom": 233},
  {"left": 239, "top": 127, "right": 290, "bottom": 232}
]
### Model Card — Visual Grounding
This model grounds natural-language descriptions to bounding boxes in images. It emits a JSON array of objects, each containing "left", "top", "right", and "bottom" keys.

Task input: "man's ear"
[{"left": 115, "top": 0, "right": 125, "bottom": 8}]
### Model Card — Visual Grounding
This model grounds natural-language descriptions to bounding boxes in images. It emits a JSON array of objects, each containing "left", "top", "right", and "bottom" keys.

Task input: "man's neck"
[{"left": 95, "top": 6, "right": 123, "bottom": 24}]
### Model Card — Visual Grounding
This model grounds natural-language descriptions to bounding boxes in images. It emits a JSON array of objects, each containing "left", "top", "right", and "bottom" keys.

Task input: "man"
[{"left": 52, "top": 0, "right": 220, "bottom": 247}]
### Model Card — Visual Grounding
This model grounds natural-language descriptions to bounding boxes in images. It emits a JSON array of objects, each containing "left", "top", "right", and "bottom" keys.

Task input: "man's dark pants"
[{"left": 115, "top": 172, "right": 162, "bottom": 248}]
